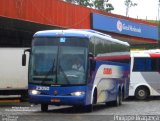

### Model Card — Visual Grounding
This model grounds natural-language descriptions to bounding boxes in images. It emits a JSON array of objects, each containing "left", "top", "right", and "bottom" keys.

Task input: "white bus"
[
  {"left": 96, "top": 49, "right": 160, "bottom": 100},
  {"left": 0, "top": 24, "right": 31, "bottom": 100},
  {"left": 0, "top": 48, "right": 29, "bottom": 99}
]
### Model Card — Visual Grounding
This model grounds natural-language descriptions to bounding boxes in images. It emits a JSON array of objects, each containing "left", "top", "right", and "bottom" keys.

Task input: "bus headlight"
[
  {"left": 29, "top": 90, "right": 41, "bottom": 95},
  {"left": 70, "top": 91, "right": 85, "bottom": 96}
]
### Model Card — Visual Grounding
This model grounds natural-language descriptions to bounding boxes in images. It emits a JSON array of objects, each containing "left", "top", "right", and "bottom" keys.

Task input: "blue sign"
[
  {"left": 91, "top": 13, "right": 158, "bottom": 40},
  {"left": 60, "top": 38, "right": 66, "bottom": 42}
]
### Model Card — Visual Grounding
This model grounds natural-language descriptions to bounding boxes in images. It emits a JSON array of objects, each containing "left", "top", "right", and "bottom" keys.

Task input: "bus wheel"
[
  {"left": 93, "top": 90, "right": 97, "bottom": 104},
  {"left": 85, "top": 90, "right": 96, "bottom": 112},
  {"left": 135, "top": 87, "right": 149, "bottom": 100},
  {"left": 41, "top": 104, "right": 48, "bottom": 112},
  {"left": 113, "top": 90, "right": 121, "bottom": 106},
  {"left": 119, "top": 90, "right": 122, "bottom": 105}
]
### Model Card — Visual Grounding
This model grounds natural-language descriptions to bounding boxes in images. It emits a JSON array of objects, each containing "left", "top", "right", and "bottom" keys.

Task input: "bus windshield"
[{"left": 29, "top": 37, "right": 88, "bottom": 86}]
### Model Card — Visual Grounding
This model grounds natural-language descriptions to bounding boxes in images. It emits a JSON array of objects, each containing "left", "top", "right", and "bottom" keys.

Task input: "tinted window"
[
  {"left": 89, "top": 37, "right": 129, "bottom": 56},
  {"left": 33, "top": 37, "right": 89, "bottom": 47},
  {"left": 133, "top": 58, "right": 159, "bottom": 72}
]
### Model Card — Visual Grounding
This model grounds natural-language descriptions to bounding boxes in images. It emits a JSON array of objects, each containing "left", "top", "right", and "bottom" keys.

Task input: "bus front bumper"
[{"left": 29, "top": 94, "right": 86, "bottom": 106}]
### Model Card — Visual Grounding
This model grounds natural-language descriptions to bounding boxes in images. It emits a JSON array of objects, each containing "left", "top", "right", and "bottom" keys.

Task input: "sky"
[{"left": 109, "top": 0, "right": 159, "bottom": 20}]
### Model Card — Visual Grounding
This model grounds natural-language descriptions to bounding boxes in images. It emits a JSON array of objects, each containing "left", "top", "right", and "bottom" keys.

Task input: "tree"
[
  {"left": 76, "top": 0, "right": 93, "bottom": 7},
  {"left": 94, "top": 0, "right": 114, "bottom": 12},
  {"left": 64, "top": 0, "right": 93, "bottom": 8},
  {"left": 64, "top": 0, "right": 114, "bottom": 12},
  {"left": 124, "top": 0, "right": 137, "bottom": 17}
]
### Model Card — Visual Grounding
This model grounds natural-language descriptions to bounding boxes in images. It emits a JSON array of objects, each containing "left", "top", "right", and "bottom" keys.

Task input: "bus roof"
[
  {"left": 131, "top": 49, "right": 160, "bottom": 57},
  {"left": 96, "top": 51, "right": 130, "bottom": 61},
  {"left": 33, "top": 29, "right": 129, "bottom": 46}
]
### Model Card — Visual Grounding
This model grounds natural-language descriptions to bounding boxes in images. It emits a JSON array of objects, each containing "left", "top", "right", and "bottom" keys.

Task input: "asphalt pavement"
[{"left": 0, "top": 97, "right": 160, "bottom": 121}]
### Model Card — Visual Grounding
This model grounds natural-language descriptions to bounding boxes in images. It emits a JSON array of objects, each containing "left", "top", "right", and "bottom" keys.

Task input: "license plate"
[{"left": 51, "top": 99, "right": 60, "bottom": 103}]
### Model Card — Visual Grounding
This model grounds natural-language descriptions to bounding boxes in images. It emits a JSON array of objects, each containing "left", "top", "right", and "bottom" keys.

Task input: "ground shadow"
[
  {"left": 124, "top": 96, "right": 160, "bottom": 102},
  {"left": 35, "top": 103, "right": 118, "bottom": 114}
]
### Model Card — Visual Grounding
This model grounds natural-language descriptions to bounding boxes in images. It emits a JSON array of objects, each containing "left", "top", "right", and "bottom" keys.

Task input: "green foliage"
[
  {"left": 77, "top": 0, "right": 93, "bottom": 7},
  {"left": 146, "top": 20, "right": 159, "bottom": 24},
  {"left": 64, "top": 0, "right": 93, "bottom": 7},
  {"left": 105, "top": 3, "right": 114, "bottom": 12},
  {"left": 64, "top": 0, "right": 114, "bottom": 12},
  {"left": 94, "top": 0, "right": 114, "bottom": 12},
  {"left": 94, "top": 0, "right": 104, "bottom": 10}
]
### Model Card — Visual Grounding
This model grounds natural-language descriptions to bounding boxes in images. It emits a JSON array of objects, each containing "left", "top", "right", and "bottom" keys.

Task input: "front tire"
[
  {"left": 85, "top": 90, "right": 97, "bottom": 112},
  {"left": 41, "top": 104, "right": 48, "bottom": 112}
]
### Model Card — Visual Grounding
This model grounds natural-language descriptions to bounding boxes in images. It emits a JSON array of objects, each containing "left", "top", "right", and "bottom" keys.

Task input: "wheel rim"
[
  {"left": 138, "top": 90, "right": 145, "bottom": 97},
  {"left": 117, "top": 94, "right": 119, "bottom": 105},
  {"left": 119, "top": 92, "right": 122, "bottom": 105}
]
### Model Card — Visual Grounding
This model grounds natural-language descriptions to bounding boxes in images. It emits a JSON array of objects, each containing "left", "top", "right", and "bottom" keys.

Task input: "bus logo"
[
  {"left": 103, "top": 68, "right": 112, "bottom": 75},
  {"left": 54, "top": 90, "right": 58, "bottom": 96}
]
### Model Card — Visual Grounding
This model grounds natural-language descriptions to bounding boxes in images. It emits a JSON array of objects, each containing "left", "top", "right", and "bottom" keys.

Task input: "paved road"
[{"left": 0, "top": 97, "right": 160, "bottom": 121}]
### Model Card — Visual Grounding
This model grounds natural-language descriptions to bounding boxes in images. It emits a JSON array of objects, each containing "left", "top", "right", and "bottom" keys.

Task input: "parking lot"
[{"left": 0, "top": 97, "right": 160, "bottom": 121}]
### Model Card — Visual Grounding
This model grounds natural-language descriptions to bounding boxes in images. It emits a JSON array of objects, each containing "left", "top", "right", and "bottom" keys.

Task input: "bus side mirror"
[
  {"left": 90, "top": 59, "right": 96, "bottom": 71},
  {"left": 22, "top": 53, "right": 26, "bottom": 66},
  {"left": 22, "top": 49, "right": 30, "bottom": 66},
  {"left": 89, "top": 53, "right": 96, "bottom": 72}
]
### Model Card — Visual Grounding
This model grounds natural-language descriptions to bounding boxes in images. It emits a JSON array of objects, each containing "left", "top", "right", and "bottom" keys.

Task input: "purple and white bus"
[{"left": 22, "top": 29, "right": 130, "bottom": 112}]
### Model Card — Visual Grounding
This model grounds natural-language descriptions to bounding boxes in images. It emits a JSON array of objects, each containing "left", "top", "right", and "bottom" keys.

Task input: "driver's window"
[
  {"left": 59, "top": 54, "right": 73, "bottom": 71},
  {"left": 71, "top": 55, "right": 84, "bottom": 72}
]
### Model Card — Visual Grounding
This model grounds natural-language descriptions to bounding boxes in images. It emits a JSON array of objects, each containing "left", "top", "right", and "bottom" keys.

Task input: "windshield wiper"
[{"left": 40, "top": 59, "right": 56, "bottom": 85}]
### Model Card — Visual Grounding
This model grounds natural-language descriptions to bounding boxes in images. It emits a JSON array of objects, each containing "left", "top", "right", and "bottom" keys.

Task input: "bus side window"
[
  {"left": 145, "top": 58, "right": 152, "bottom": 71},
  {"left": 133, "top": 58, "right": 145, "bottom": 71},
  {"left": 151, "top": 58, "right": 157, "bottom": 71},
  {"left": 146, "top": 58, "right": 157, "bottom": 71},
  {"left": 133, "top": 58, "right": 158, "bottom": 72}
]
